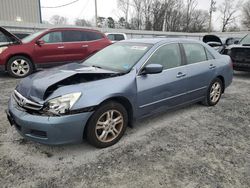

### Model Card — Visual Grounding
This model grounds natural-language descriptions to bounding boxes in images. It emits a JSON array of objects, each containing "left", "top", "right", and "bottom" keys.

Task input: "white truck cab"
[{"left": 105, "top": 33, "right": 127, "bottom": 43}]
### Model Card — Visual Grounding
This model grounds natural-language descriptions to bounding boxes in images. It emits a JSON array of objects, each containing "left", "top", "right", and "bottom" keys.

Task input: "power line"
[
  {"left": 41, "top": 0, "right": 80, "bottom": 8},
  {"left": 77, "top": 0, "right": 91, "bottom": 19}
]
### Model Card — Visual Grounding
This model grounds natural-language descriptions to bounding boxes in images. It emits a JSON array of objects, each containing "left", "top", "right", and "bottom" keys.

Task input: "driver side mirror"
[
  {"left": 36, "top": 39, "right": 45, "bottom": 46},
  {"left": 141, "top": 64, "right": 163, "bottom": 75}
]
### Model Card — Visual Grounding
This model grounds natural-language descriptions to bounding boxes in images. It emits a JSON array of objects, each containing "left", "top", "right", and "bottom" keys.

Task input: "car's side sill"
[
  {"left": 136, "top": 97, "right": 205, "bottom": 121},
  {"left": 139, "top": 86, "right": 207, "bottom": 108}
]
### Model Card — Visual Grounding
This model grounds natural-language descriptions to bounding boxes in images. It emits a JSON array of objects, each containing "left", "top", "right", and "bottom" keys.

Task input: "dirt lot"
[{"left": 0, "top": 71, "right": 250, "bottom": 188}]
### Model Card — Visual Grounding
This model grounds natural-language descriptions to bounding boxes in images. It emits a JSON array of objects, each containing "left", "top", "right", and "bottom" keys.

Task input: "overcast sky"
[{"left": 40, "top": 0, "right": 239, "bottom": 31}]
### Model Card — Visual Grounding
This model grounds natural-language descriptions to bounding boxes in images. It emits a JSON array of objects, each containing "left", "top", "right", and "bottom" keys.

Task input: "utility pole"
[
  {"left": 95, "top": 0, "right": 98, "bottom": 27},
  {"left": 209, "top": 0, "right": 216, "bottom": 32},
  {"left": 125, "top": 0, "right": 129, "bottom": 23}
]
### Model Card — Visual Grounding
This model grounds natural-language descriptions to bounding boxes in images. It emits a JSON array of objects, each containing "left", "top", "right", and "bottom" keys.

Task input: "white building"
[{"left": 0, "top": 0, "right": 42, "bottom": 23}]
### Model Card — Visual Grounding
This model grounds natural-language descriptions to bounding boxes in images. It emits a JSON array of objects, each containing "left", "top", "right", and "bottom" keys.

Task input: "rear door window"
[
  {"left": 86, "top": 32, "right": 103, "bottom": 41},
  {"left": 183, "top": 43, "right": 207, "bottom": 64},
  {"left": 41, "top": 32, "right": 62, "bottom": 43},
  {"left": 62, "top": 30, "right": 85, "bottom": 42}
]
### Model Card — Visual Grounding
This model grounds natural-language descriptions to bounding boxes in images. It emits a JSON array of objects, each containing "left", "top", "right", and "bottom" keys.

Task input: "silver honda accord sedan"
[{"left": 6, "top": 38, "right": 233, "bottom": 148}]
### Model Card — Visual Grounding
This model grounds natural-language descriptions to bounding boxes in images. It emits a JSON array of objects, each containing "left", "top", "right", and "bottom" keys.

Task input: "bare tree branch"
[{"left": 219, "top": 0, "right": 239, "bottom": 32}]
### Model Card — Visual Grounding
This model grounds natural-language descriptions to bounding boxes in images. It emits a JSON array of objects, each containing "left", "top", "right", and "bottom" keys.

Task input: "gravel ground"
[{"left": 0, "top": 71, "right": 250, "bottom": 188}]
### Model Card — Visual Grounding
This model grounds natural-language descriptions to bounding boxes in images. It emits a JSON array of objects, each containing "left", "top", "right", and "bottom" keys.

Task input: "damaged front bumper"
[{"left": 7, "top": 96, "right": 93, "bottom": 145}]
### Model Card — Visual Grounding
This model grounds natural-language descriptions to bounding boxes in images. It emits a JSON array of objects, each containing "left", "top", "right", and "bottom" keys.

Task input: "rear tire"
[
  {"left": 202, "top": 78, "right": 223, "bottom": 106},
  {"left": 7, "top": 56, "right": 33, "bottom": 78},
  {"left": 86, "top": 101, "right": 128, "bottom": 148}
]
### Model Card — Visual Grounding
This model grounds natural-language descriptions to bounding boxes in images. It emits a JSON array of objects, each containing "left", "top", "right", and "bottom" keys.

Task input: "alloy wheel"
[
  {"left": 210, "top": 81, "right": 222, "bottom": 103},
  {"left": 11, "top": 59, "right": 30, "bottom": 77},
  {"left": 95, "top": 110, "right": 124, "bottom": 143}
]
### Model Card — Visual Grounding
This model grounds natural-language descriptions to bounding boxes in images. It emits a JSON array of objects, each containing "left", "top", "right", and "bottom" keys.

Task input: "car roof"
[
  {"left": 47, "top": 27, "right": 101, "bottom": 33},
  {"left": 119, "top": 38, "right": 201, "bottom": 45},
  {"left": 105, "top": 33, "right": 126, "bottom": 35}
]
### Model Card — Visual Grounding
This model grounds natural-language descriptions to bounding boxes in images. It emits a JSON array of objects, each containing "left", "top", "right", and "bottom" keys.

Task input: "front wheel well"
[
  {"left": 6, "top": 54, "right": 34, "bottom": 70},
  {"left": 99, "top": 97, "right": 134, "bottom": 127},
  {"left": 83, "top": 97, "right": 134, "bottom": 139}
]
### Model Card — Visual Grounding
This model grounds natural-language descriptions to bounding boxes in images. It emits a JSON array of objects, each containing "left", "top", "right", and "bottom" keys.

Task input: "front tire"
[
  {"left": 7, "top": 56, "right": 33, "bottom": 78},
  {"left": 202, "top": 78, "right": 223, "bottom": 106},
  {"left": 86, "top": 101, "right": 128, "bottom": 148}
]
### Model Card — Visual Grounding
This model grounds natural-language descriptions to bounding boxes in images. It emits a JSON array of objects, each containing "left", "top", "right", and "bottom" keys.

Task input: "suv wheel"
[
  {"left": 86, "top": 101, "right": 128, "bottom": 148},
  {"left": 202, "top": 78, "right": 223, "bottom": 106},
  {"left": 7, "top": 56, "right": 33, "bottom": 78}
]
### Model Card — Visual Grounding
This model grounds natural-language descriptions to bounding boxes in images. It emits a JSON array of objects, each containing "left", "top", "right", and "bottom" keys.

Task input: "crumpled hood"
[{"left": 16, "top": 63, "right": 118, "bottom": 103}]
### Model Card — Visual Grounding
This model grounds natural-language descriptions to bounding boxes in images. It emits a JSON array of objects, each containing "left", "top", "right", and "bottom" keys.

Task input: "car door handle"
[
  {"left": 176, "top": 72, "right": 186, "bottom": 78},
  {"left": 57, "top": 46, "right": 64, "bottom": 49},
  {"left": 209, "top": 64, "right": 216, "bottom": 69},
  {"left": 82, "top": 45, "right": 89, "bottom": 48}
]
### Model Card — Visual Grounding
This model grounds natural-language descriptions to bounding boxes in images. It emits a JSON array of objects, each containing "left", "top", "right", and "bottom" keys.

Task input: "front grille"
[{"left": 13, "top": 90, "right": 43, "bottom": 111}]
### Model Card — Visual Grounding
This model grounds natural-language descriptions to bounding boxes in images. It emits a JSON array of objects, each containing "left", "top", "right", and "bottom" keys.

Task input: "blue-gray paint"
[{"left": 8, "top": 38, "right": 233, "bottom": 145}]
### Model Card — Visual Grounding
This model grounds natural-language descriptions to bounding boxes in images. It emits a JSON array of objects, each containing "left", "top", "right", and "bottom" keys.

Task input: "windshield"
[
  {"left": 21, "top": 30, "right": 45, "bottom": 43},
  {"left": 240, "top": 34, "right": 250, "bottom": 45},
  {"left": 84, "top": 43, "right": 152, "bottom": 72}
]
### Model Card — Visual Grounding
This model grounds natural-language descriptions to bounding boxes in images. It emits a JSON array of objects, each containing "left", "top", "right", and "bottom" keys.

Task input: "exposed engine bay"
[{"left": 44, "top": 72, "right": 122, "bottom": 99}]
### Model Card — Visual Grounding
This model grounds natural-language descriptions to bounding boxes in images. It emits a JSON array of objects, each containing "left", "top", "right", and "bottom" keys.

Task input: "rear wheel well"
[
  {"left": 6, "top": 54, "right": 34, "bottom": 70},
  {"left": 217, "top": 75, "right": 225, "bottom": 93}
]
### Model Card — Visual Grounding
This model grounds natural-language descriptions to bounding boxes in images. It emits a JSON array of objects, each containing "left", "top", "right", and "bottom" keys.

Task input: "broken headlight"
[{"left": 44, "top": 92, "right": 81, "bottom": 115}]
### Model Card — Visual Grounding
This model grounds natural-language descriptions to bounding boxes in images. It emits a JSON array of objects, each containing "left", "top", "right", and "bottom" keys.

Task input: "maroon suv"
[{"left": 0, "top": 27, "right": 112, "bottom": 78}]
